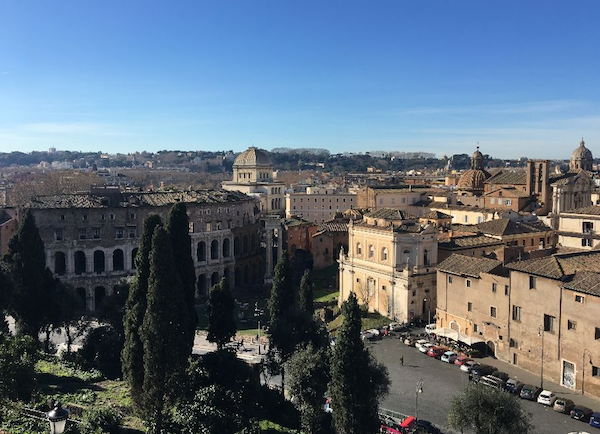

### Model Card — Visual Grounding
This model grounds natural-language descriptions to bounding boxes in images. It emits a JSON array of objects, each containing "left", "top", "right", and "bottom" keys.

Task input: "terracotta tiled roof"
[
  {"left": 563, "top": 271, "right": 600, "bottom": 297},
  {"left": 507, "top": 251, "right": 600, "bottom": 280},
  {"left": 366, "top": 208, "right": 416, "bottom": 220},
  {"left": 436, "top": 254, "right": 502, "bottom": 278},
  {"left": 439, "top": 235, "right": 503, "bottom": 250},
  {"left": 316, "top": 222, "right": 348, "bottom": 233},
  {"left": 483, "top": 188, "right": 531, "bottom": 198},
  {"left": 476, "top": 218, "right": 551, "bottom": 236},
  {"left": 422, "top": 210, "right": 452, "bottom": 220},
  {"left": 562, "top": 205, "right": 600, "bottom": 216},
  {"left": 484, "top": 170, "right": 527, "bottom": 185}
]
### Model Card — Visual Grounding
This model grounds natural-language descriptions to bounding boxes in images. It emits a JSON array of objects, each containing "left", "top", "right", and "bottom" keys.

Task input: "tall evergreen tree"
[
  {"left": 207, "top": 278, "right": 236, "bottom": 351},
  {"left": 298, "top": 270, "right": 314, "bottom": 315},
  {"left": 140, "top": 227, "right": 190, "bottom": 434},
  {"left": 3, "top": 210, "right": 50, "bottom": 338},
  {"left": 166, "top": 202, "right": 198, "bottom": 350},
  {"left": 122, "top": 214, "right": 162, "bottom": 411},
  {"left": 267, "top": 252, "right": 296, "bottom": 360},
  {"left": 330, "top": 292, "right": 390, "bottom": 434}
]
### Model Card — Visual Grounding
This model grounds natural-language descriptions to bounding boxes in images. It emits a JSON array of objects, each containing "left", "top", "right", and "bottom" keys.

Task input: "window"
[
  {"left": 504, "top": 285, "right": 510, "bottom": 296},
  {"left": 382, "top": 247, "right": 388, "bottom": 261},
  {"left": 567, "top": 320, "right": 577, "bottom": 330},
  {"left": 474, "top": 324, "right": 479, "bottom": 333},
  {"left": 510, "top": 338, "right": 518, "bottom": 348},
  {"left": 356, "top": 243, "right": 362, "bottom": 256},
  {"left": 490, "top": 198, "right": 495, "bottom": 204},
  {"left": 529, "top": 276, "right": 536, "bottom": 289},
  {"left": 116, "top": 228, "right": 124, "bottom": 239},
  {"left": 467, "top": 302, "right": 472, "bottom": 312},
  {"left": 92, "top": 228, "right": 100, "bottom": 239},
  {"left": 543, "top": 314, "right": 556, "bottom": 332},
  {"left": 505, "top": 199, "right": 512, "bottom": 205},
  {"left": 110, "top": 213, "right": 115, "bottom": 220},
  {"left": 60, "top": 214, "right": 66, "bottom": 221},
  {"left": 466, "top": 279, "right": 471, "bottom": 288},
  {"left": 101, "top": 214, "right": 105, "bottom": 221},
  {"left": 129, "top": 228, "right": 136, "bottom": 238},
  {"left": 382, "top": 285, "right": 386, "bottom": 292},
  {"left": 595, "top": 327, "right": 600, "bottom": 340},
  {"left": 490, "top": 306, "right": 497, "bottom": 318},
  {"left": 593, "top": 366, "right": 600, "bottom": 378},
  {"left": 464, "top": 215, "right": 468, "bottom": 223},
  {"left": 356, "top": 278, "right": 360, "bottom": 283},
  {"left": 412, "top": 290, "right": 416, "bottom": 297},
  {"left": 575, "top": 295, "right": 585, "bottom": 303},
  {"left": 583, "top": 221, "right": 593, "bottom": 234},
  {"left": 448, "top": 276, "right": 453, "bottom": 283},
  {"left": 79, "top": 228, "right": 87, "bottom": 240},
  {"left": 512, "top": 305, "right": 521, "bottom": 321},
  {"left": 55, "top": 229, "right": 63, "bottom": 241},
  {"left": 492, "top": 283, "right": 497, "bottom": 293},
  {"left": 582, "top": 238, "right": 592, "bottom": 247},
  {"left": 82, "top": 214, "right": 88, "bottom": 221},
  {"left": 369, "top": 245, "right": 375, "bottom": 258}
]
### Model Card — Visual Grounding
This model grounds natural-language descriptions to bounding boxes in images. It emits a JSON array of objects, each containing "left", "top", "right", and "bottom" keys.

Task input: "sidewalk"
[
  {"left": 192, "top": 331, "right": 268, "bottom": 364},
  {"left": 480, "top": 355, "right": 600, "bottom": 410}
]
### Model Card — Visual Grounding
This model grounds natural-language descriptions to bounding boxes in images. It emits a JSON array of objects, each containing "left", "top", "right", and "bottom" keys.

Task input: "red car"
[
  {"left": 454, "top": 356, "right": 473, "bottom": 366},
  {"left": 427, "top": 346, "right": 445, "bottom": 359}
]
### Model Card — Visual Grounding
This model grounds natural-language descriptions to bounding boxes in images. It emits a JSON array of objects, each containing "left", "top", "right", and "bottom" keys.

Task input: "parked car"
[
  {"left": 415, "top": 339, "right": 429, "bottom": 351},
  {"left": 419, "top": 343, "right": 434, "bottom": 354},
  {"left": 490, "top": 371, "right": 509, "bottom": 381},
  {"left": 415, "top": 419, "right": 441, "bottom": 434},
  {"left": 360, "top": 331, "right": 375, "bottom": 341},
  {"left": 404, "top": 336, "right": 417, "bottom": 346},
  {"left": 505, "top": 379, "right": 524, "bottom": 395},
  {"left": 441, "top": 351, "right": 458, "bottom": 363},
  {"left": 480, "top": 375, "right": 506, "bottom": 390},
  {"left": 571, "top": 406, "right": 594, "bottom": 422},
  {"left": 520, "top": 384, "right": 542, "bottom": 400},
  {"left": 389, "top": 322, "right": 409, "bottom": 332},
  {"left": 454, "top": 356, "right": 473, "bottom": 366},
  {"left": 460, "top": 360, "right": 477, "bottom": 373},
  {"left": 553, "top": 397, "right": 575, "bottom": 414},
  {"left": 589, "top": 412, "right": 600, "bottom": 429},
  {"left": 427, "top": 346, "right": 446, "bottom": 359},
  {"left": 537, "top": 390, "right": 557, "bottom": 406},
  {"left": 425, "top": 324, "right": 437, "bottom": 334},
  {"left": 471, "top": 364, "right": 495, "bottom": 381}
]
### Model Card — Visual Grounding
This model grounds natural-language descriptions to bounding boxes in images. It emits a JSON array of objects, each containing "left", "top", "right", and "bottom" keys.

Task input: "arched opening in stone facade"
[
  {"left": 486, "top": 340, "right": 496, "bottom": 358},
  {"left": 356, "top": 243, "right": 362, "bottom": 256},
  {"left": 210, "top": 240, "right": 219, "bottom": 260},
  {"left": 74, "top": 251, "right": 86, "bottom": 275},
  {"left": 403, "top": 249, "right": 411, "bottom": 267},
  {"left": 197, "top": 274, "right": 207, "bottom": 296},
  {"left": 94, "top": 250, "right": 105, "bottom": 274},
  {"left": 76, "top": 287, "right": 86, "bottom": 309},
  {"left": 211, "top": 271, "right": 219, "bottom": 287},
  {"left": 131, "top": 248, "right": 138, "bottom": 269},
  {"left": 223, "top": 268, "right": 230, "bottom": 288},
  {"left": 234, "top": 237, "right": 240, "bottom": 256},
  {"left": 381, "top": 247, "right": 388, "bottom": 262},
  {"left": 54, "top": 252, "right": 66, "bottom": 275},
  {"left": 243, "top": 235, "right": 249, "bottom": 254},
  {"left": 197, "top": 241, "right": 206, "bottom": 262},
  {"left": 94, "top": 286, "right": 106, "bottom": 310},
  {"left": 424, "top": 249, "right": 430, "bottom": 266},
  {"left": 223, "top": 238, "right": 231, "bottom": 258},
  {"left": 113, "top": 249, "right": 124, "bottom": 271}
]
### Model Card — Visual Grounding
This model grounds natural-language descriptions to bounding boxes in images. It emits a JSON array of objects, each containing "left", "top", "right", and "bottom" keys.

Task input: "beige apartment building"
[
  {"left": 339, "top": 208, "right": 438, "bottom": 322},
  {"left": 285, "top": 187, "right": 356, "bottom": 224},
  {"left": 436, "top": 250, "right": 600, "bottom": 400},
  {"left": 557, "top": 205, "right": 600, "bottom": 250},
  {"left": 356, "top": 186, "right": 429, "bottom": 211}
]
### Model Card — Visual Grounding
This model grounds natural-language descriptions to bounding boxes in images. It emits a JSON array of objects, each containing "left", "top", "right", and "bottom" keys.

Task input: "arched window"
[
  {"left": 113, "top": 249, "right": 124, "bottom": 271},
  {"left": 211, "top": 240, "right": 219, "bottom": 260},
  {"left": 403, "top": 249, "right": 411, "bottom": 266},
  {"left": 243, "top": 235, "right": 249, "bottom": 254},
  {"left": 223, "top": 238, "right": 231, "bottom": 258},
  {"left": 369, "top": 245, "right": 375, "bottom": 258},
  {"left": 381, "top": 247, "right": 388, "bottom": 262},
  {"left": 356, "top": 243, "right": 362, "bottom": 256},
  {"left": 424, "top": 249, "right": 430, "bottom": 266},
  {"left": 54, "top": 252, "right": 66, "bottom": 275},
  {"left": 211, "top": 271, "right": 220, "bottom": 287},
  {"left": 93, "top": 250, "right": 105, "bottom": 274},
  {"left": 131, "top": 248, "right": 138, "bottom": 269},
  {"left": 234, "top": 237, "right": 240, "bottom": 255},
  {"left": 197, "top": 241, "right": 206, "bottom": 262},
  {"left": 94, "top": 286, "right": 106, "bottom": 310},
  {"left": 74, "top": 251, "right": 86, "bottom": 275}
]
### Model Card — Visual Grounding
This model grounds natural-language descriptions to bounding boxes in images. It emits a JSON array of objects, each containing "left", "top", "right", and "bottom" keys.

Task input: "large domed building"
[
  {"left": 569, "top": 138, "right": 593, "bottom": 172},
  {"left": 457, "top": 147, "right": 491, "bottom": 196},
  {"left": 222, "top": 147, "right": 285, "bottom": 213}
]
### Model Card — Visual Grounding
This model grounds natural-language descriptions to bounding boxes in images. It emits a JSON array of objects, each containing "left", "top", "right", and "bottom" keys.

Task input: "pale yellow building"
[
  {"left": 285, "top": 187, "right": 356, "bottom": 223},
  {"left": 339, "top": 208, "right": 438, "bottom": 322},
  {"left": 558, "top": 206, "right": 600, "bottom": 250}
]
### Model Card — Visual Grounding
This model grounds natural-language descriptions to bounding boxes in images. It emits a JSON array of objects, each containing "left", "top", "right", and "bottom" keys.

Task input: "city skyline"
[{"left": 1, "top": 1, "right": 600, "bottom": 158}]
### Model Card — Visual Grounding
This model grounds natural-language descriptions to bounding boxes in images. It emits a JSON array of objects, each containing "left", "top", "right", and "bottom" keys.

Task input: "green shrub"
[{"left": 80, "top": 407, "right": 122, "bottom": 434}]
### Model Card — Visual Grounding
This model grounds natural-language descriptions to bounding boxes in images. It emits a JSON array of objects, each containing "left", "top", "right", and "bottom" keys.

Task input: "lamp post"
[
  {"left": 47, "top": 402, "right": 69, "bottom": 434},
  {"left": 538, "top": 326, "right": 545, "bottom": 389},
  {"left": 583, "top": 348, "right": 593, "bottom": 396},
  {"left": 415, "top": 379, "right": 424, "bottom": 421},
  {"left": 423, "top": 297, "right": 431, "bottom": 327}
]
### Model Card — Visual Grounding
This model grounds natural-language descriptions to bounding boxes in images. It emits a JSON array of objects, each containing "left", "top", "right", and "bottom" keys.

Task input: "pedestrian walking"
[{"left": 400, "top": 356, "right": 404, "bottom": 366}]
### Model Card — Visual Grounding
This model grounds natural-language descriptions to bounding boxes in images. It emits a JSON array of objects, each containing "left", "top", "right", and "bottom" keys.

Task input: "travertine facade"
[
  {"left": 286, "top": 187, "right": 356, "bottom": 224},
  {"left": 558, "top": 206, "right": 600, "bottom": 250}
]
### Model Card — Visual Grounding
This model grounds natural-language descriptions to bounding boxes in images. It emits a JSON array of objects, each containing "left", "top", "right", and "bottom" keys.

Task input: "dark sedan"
[
  {"left": 519, "top": 384, "right": 542, "bottom": 401},
  {"left": 570, "top": 405, "right": 593, "bottom": 422}
]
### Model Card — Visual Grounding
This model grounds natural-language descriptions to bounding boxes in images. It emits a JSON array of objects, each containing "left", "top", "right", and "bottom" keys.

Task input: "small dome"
[
  {"left": 233, "top": 147, "right": 273, "bottom": 167},
  {"left": 457, "top": 168, "right": 491, "bottom": 193},
  {"left": 472, "top": 148, "right": 484, "bottom": 161},
  {"left": 571, "top": 138, "right": 593, "bottom": 160}
]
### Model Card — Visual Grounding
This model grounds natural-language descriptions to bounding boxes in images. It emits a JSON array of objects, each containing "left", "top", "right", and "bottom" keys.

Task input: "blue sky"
[{"left": 1, "top": 1, "right": 599, "bottom": 158}]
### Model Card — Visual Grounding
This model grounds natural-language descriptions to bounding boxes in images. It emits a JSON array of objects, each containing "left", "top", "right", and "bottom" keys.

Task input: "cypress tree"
[
  {"left": 121, "top": 213, "right": 162, "bottom": 411},
  {"left": 330, "top": 292, "right": 390, "bottom": 434},
  {"left": 166, "top": 202, "right": 198, "bottom": 351},
  {"left": 267, "top": 252, "right": 296, "bottom": 361},
  {"left": 207, "top": 278, "right": 236, "bottom": 351},
  {"left": 140, "top": 227, "right": 190, "bottom": 434},
  {"left": 298, "top": 269, "right": 314, "bottom": 315},
  {"left": 3, "top": 209, "right": 49, "bottom": 338}
]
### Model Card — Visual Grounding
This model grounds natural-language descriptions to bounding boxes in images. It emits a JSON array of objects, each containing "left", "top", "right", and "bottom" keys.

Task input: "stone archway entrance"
[{"left": 486, "top": 340, "right": 496, "bottom": 358}]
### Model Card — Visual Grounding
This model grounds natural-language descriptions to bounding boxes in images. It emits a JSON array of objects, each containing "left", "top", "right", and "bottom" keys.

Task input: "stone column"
[
  {"left": 265, "top": 228, "right": 274, "bottom": 280},
  {"left": 276, "top": 229, "right": 283, "bottom": 260}
]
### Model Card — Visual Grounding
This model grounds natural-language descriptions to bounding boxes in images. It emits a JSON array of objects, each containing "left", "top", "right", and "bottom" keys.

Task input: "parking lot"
[{"left": 370, "top": 336, "right": 600, "bottom": 434}]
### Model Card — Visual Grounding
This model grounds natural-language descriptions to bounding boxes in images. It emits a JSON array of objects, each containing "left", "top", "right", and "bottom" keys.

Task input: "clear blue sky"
[{"left": 1, "top": 1, "right": 599, "bottom": 158}]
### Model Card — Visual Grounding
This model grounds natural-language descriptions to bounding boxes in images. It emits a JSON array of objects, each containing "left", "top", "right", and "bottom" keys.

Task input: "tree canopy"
[{"left": 207, "top": 278, "right": 236, "bottom": 351}]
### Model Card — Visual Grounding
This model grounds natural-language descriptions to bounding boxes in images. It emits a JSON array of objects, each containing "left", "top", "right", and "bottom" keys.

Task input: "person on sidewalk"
[{"left": 400, "top": 356, "right": 404, "bottom": 366}]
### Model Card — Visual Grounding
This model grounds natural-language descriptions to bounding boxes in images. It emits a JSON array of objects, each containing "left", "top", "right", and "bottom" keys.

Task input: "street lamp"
[
  {"left": 47, "top": 402, "right": 69, "bottom": 434},
  {"left": 538, "top": 326, "right": 545, "bottom": 389},
  {"left": 583, "top": 348, "right": 593, "bottom": 396},
  {"left": 415, "top": 379, "right": 424, "bottom": 420}
]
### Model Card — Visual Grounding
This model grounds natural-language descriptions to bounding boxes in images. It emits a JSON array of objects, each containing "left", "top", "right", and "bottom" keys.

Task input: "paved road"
[{"left": 370, "top": 337, "right": 598, "bottom": 434}]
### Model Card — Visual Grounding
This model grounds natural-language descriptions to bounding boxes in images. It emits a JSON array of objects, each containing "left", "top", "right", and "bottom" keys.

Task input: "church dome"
[
  {"left": 457, "top": 146, "right": 490, "bottom": 195},
  {"left": 570, "top": 138, "right": 593, "bottom": 171},
  {"left": 233, "top": 147, "right": 273, "bottom": 167}
]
